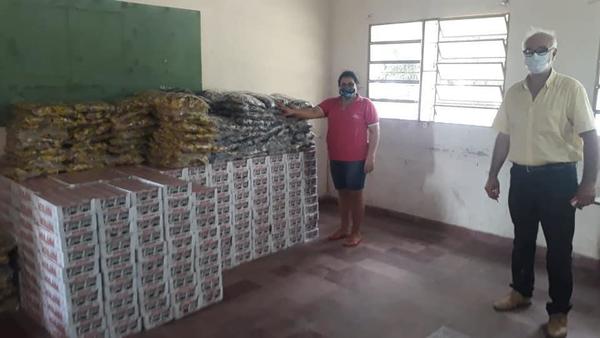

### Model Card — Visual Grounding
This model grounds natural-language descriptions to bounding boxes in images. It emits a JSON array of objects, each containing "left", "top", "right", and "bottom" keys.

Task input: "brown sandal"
[
  {"left": 328, "top": 229, "right": 349, "bottom": 241},
  {"left": 343, "top": 236, "right": 362, "bottom": 247}
]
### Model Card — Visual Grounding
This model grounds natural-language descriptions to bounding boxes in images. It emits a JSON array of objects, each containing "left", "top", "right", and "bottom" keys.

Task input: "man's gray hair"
[{"left": 522, "top": 27, "right": 558, "bottom": 49}]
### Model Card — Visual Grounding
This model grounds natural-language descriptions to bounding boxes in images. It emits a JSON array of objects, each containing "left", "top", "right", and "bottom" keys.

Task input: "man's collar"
[{"left": 522, "top": 68, "right": 557, "bottom": 90}]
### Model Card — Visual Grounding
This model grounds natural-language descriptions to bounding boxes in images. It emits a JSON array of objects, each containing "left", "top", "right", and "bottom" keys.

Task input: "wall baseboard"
[{"left": 319, "top": 197, "right": 600, "bottom": 271}]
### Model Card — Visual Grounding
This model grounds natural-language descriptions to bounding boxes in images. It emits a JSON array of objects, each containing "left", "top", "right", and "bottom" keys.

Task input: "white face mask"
[{"left": 525, "top": 52, "right": 553, "bottom": 74}]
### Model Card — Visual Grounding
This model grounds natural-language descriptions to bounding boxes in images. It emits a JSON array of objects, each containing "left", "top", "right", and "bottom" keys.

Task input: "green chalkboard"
[{"left": 0, "top": 0, "right": 202, "bottom": 126}]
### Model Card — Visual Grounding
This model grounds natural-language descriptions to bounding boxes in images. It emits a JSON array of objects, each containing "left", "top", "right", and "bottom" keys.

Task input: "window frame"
[
  {"left": 367, "top": 13, "right": 510, "bottom": 126},
  {"left": 594, "top": 41, "right": 600, "bottom": 116}
]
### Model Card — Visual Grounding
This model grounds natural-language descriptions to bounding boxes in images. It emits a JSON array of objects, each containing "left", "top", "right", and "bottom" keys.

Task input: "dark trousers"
[{"left": 508, "top": 163, "right": 577, "bottom": 315}]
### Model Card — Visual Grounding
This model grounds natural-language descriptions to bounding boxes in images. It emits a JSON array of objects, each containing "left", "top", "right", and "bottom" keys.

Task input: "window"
[
  {"left": 595, "top": 47, "right": 600, "bottom": 133},
  {"left": 368, "top": 15, "right": 509, "bottom": 127}
]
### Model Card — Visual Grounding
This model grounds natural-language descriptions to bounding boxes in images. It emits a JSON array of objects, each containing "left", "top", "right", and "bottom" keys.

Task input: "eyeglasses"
[{"left": 523, "top": 47, "right": 554, "bottom": 57}]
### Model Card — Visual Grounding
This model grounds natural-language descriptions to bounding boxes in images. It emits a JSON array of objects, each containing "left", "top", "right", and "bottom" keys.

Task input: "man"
[
  {"left": 280, "top": 71, "right": 380, "bottom": 247},
  {"left": 485, "top": 29, "right": 598, "bottom": 338}
]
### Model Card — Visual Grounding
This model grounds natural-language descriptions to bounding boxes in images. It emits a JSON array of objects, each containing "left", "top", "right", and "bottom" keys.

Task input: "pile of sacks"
[
  {"left": 200, "top": 91, "right": 315, "bottom": 161},
  {"left": 0, "top": 229, "right": 17, "bottom": 314},
  {"left": 67, "top": 102, "right": 114, "bottom": 172},
  {"left": 1, "top": 89, "right": 315, "bottom": 179},
  {"left": 107, "top": 93, "right": 157, "bottom": 166},
  {"left": 148, "top": 92, "right": 218, "bottom": 168},
  {"left": 3, "top": 103, "right": 74, "bottom": 180}
]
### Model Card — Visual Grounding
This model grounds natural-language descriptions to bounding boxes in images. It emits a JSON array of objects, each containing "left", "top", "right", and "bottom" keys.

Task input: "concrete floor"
[{"left": 2, "top": 204, "right": 600, "bottom": 338}]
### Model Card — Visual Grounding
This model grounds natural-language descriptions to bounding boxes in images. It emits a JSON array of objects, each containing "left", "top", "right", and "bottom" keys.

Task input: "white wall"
[{"left": 330, "top": 0, "right": 600, "bottom": 259}]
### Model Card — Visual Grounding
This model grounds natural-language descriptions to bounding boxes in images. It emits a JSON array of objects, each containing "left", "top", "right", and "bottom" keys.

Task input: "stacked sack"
[
  {"left": 148, "top": 93, "right": 218, "bottom": 168},
  {"left": 3, "top": 103, "right": 74, "bottom": 180},
  {"left": 200, "top": 90, "right": 315, "bottom": 161},
  {"left": 0, "top": 229, "right": 17, "bottom": 313},
  {"left": 108, "top": 94, "right": 157, "bottom": 166},
  {"left": 67, "top": 102, "right": 114, "bottom": 172}
]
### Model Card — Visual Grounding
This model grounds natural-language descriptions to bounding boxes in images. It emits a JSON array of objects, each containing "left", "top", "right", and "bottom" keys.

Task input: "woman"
[{"left": 279, "top": 70, "right": 380, "bottom": 247}]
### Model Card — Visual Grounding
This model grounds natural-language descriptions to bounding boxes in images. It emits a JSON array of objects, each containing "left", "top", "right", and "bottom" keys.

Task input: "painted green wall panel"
[
  {"left": 0, "top": 0, "right": 202, "bottom": 126},
  {"left": 69, "top": 9, "right": 125, "bottom": 84}
]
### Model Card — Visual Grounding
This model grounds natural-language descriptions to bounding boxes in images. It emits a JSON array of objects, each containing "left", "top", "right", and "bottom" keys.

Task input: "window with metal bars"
[
  {"left": 368, "top": 15, "right": 509, "bottom": 127},
  {"left": 594, "top": 46, "right": 600, "bottom": 131}
]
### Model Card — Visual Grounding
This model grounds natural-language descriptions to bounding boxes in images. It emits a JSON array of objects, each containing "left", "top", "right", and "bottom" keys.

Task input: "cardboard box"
[
  {"left": 188, "top": 166, "right": 209, "bottom": 185},
  {"left": 304, "top": 213, "right": 319, "bottom": 232},
  {"left": 165, "top": 221, "right": 195, "bottom": 243},
  {"left": 271, "top": 239, "right": 288, "bottom": 252},
  {"left": 136, "top": 227, "right": 164, "bottom": 248},
  {"left": 170, "top": 260, "right": 195, "bottom": 279},
  {"left": 171, "top": 284, "right": 199, "bottom": 305},
  {"left": 103, "top": 265, "right": 136, "bottom": 287},
  {"left": 233, "top": 209, "right": 251, "bottom": 225},
  {"left": 100, "top": 250, "right": 135, "bottom": 273},
  {"left": 251, "top": 165, "right": 269, "bottom": 178},
  {"left": 197, "top": 237, "right": 220, "bottom": 257},
  {"left": 253, "top": 245, "right": 271, "bottom": 259},
  {"left": 268, "top": 154, "right": 285, "bottom": 165},
  {"left": 118, "top": 166, "right": 191, "bottom": 200},
  {"left": 138, "top": 282, "right": 168, "bottom": 306},
  {"left": 198, "top": 264, "right": 221, "bottom": 280},
  {"left": 233, "top": 219, "right": 251, "bottom": 234},
  {"left": 200, "top": 287, "right": 223, "bottom": 308},
  {"left": 140, "top": 295, "right": 171, "bottom": 318},
  {"left": 233, "top": 250, "right": 252, "bottom": 265},
  {"left": 142, "top": 307, "right": 173, "bottom": 330},
  {"left": 304, "top": 193, "right": 318, "bottom": 206},
  {"left": 209, "top": 162, "right": 229, "bottom": 175},
  {"left": 169, "top": 245, "right": 194, "bottom": 267},
  {"left": 174, "top": 298, "right": 201, "bottom": 320},
  {"left": 105, "top": 292, "right": 138, "bottom": 317},
  {"left": 231, "top": 170, "right": 250, "bottom": 183},
  {"left": 169, "top": 273, "right": 197, "bottom": 291},
  {"left": 219, "top": 224, "right": 232, "bottom": 238},
  {"left": 287, "top": 180, "right": 302, "bottom": 192},
  {"left": 108, "top": 318, "right": 141, "bottom": 338},
  {"left": 137, "top": 242, "right": 167, "bottom": 262},
  {"left": 135, "top": 199, "right": 162, "bottom": 222},
  {"left": 50, "top": 168, "right": 127, "bottom": 186},
  {"left": 198, "top": 228, "right": 220, "bottom": 243},
  {"left": 303, "top": 203, "right": 319, "bottom": 216},
  {"left": 157, "top": 168, "right": 188, "bottom": 181},
  {"left": 304, "top": 229, "right": 320, "bottom": 242},
  {"left": 287, "top": 170, "right": 302, "bottom": 182},
  {"left": 192, "top": 184, "right": 216, "bottom": 203},
  {"left": 110, "top": 178, "right": 162, "bottom": 207},
  {"left": 287, "top": 207, "right": 302, "bottom": 219},
  {"left": 286, "top": 152, "right": 302, "bottom": 162},
  {"left": 252, "top": 225, "right": 270, "bottom": 239},
  {"left": 197, "top": 250, "right": 221, "bottom": 269},
  {"left": 136, "top": 268, "right": 168, "bottom": 288},
  {"left": 103, "top": 273, "right": 136, "bottom": 299},
  {"left": 137, "top": 256, "right": 167, "bottom": 276}
]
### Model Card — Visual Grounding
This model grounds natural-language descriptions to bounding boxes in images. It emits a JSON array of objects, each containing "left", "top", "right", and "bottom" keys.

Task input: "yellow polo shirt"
[{"left": 492, "top": 70, "right": 596, "bottom": 166}]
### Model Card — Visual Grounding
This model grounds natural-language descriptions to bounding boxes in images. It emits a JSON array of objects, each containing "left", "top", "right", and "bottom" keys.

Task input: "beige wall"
[
  {"left": 124, "top": 0, "right": 332, "bottom": 103},
  {"left": 329, "top": 0, "right": 600, "bottom": 259}
]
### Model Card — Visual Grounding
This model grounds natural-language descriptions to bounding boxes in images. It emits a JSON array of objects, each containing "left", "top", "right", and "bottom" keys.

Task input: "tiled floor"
[{"left": 2, "top": 204, "right": 600, "bottom": 338}]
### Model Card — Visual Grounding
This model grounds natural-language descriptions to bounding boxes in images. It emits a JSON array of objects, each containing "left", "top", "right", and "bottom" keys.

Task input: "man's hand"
[
  {"left": 276, "top": 102, "right": 295, "bottom": 117},
  {"left": 570, "top": 183, "right": 597, "bottom": 209},
  {"left": 364, "top": 158, "right": 375, "bottom": 174},
  {"left": 485, "top": 176, "right": 500, "bottom": 201}
]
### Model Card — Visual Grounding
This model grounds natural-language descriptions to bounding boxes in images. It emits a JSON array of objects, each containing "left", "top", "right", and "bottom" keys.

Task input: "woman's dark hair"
[{"left": 338, "top": 70, "right": 359, "bottom": 86}]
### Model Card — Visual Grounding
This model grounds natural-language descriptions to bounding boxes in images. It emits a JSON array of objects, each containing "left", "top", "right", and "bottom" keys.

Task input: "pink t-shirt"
[{"left": 319, "top": 95, "right": 379, "bottom": 161}]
